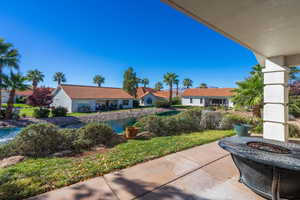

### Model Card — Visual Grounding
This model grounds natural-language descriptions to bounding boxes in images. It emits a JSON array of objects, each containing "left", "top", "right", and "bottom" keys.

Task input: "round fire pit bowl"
[{"left": 219, "top": 136, "right": 300, "bottom": 200}]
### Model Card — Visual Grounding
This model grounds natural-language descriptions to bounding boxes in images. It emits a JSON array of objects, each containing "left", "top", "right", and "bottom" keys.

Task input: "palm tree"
[
  {"left": 1, "top": 72, "right": 29, "bottom": 119},
  {"left": 141, "top": 78, "right": 149, "bottom": 88},
  {"left": 26, "top": 69, "right": 44, "bottom": 91},
  {"left": 199, "top": 83, "right": 208, "bottom": 88},
  {"left": 53, "top": 72, "right": 66, "bottom": 85},
  {"left": 163, "top": 72, "right": 178, "bottom": 103},
  {"left": 232, "top": 65, "right": 263, "bottom": 117},
  {"left": 0, "top": 38, "right": 20, "bottom": 109},
  {"left": 183, "top": 78, "right": 193, "bottom": 88},
  {"left": 174, "top": 79, "right": 179, "bottom": 96},
  {"left": 93, "top": 75, "right": 105, "bottom": 87},
  {"left": 154, "top": 81, "right": 163, "bottom": 91}
]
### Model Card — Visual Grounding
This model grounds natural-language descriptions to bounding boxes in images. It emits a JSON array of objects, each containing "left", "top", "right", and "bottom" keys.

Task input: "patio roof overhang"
[
  {"left": 162, "top": 0, "right": 300, "bottom": 142},
  {"left": 162, "top": 0, "right": 300, "bottom": 65}
]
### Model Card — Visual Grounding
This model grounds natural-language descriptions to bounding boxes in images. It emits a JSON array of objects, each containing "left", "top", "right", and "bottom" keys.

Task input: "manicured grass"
[
  {"left": 67, "top": 112, "right": 97, "bottom": 117},
  {"left": 3, "top": 104, "right": 32, "bottom": 108},
  {"left": 156, "top": 110, "right": 181, "bottom": 117},
  {"left": 0, "top": 130, "right": 234, "bottom": 200},
  {"left": 172, "top": 105, "right": 198, "bottom": 109},
  {"left": 19, "top": 108, "right": 35, "bottom": 117}
]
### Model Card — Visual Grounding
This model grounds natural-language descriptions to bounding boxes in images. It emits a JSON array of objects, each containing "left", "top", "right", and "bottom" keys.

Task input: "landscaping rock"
[
  {"left": 91, "top": 145, "right": 105, "bottom": 151},
  {"left": 52, "top": 150, "right": 73, "bottom": 157},
  {"left": 108, "top": 135, "right": 127, "bottom": 146},
  {"left": 0, "top": 156, "right": 25, "bottom": 169},
  {"left": 136, "top": 131, "right": 155, "bottom": 139}
]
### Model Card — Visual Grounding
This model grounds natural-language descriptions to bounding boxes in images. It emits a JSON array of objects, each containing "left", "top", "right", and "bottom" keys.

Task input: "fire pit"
[{"left": 219, "top": 136, "right": 300, "bottom": 200}]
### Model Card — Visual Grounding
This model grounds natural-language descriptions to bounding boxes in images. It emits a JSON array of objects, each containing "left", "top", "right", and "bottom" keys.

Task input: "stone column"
[{"left": 263, "top": 56, "right": 289, "bottom": 142}]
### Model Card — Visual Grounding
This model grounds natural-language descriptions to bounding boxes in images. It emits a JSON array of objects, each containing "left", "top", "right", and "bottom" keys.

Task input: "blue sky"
[{"left": 0, "top": 0, "right": 257, "bottom": 89}]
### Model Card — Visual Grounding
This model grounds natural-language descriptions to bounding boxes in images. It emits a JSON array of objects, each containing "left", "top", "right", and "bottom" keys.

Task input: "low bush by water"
[{"left": 0, "top": 122, "right": 120, "bottom": 158}]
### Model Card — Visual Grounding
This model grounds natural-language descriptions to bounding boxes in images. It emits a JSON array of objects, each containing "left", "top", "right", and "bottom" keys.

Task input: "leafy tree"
[
  {"left": 231, "top": 65, "right": 263, "bottom": 117},
  {"left": 93, "top": 75, "right": 105, "bottom": 87},
  {"left": 123, "top": 67, "right": 139, "bottom": 97},
  {"left": 26, "top": 69, "right": 44, "bottom": 91},
  {"left": 199, "top": 83, "right": 208, "bottom": 88},
  {"left": 174, "top": 78, "right": 179, "bottom": 96},
  {"left": 53, "top": 72, "right": 66, "bottom": 85},
  {"left": 163, "top": 72, "right": 178, "bottom": 103},
  {"left": 27, "top": 87, "right": 53, "bottom": 107},
  {"left": 1, "top": 72, "right": 29, "bottom": 119},
  {"left": 154, "top": 81, "right": 163, "bottom": 91},
  {"left": 0, "top": 38, "right": 19, "bottom": 109},
  {"left": 183, "top": 78, "right": 193, "bottom": 88},
  {"left": 141, "top": 78, "right": 149, "bottom": 88}
]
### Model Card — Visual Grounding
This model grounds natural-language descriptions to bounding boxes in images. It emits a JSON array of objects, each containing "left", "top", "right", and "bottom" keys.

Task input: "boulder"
[
  {"left": 136, "top": 131, "right": 155, "bottom": 139},
  {"left": 0, "top": 156, "right": 25, "bottom": 169},
  {"left": 52, "top": 150, "right": 73, "bottom": 157}
]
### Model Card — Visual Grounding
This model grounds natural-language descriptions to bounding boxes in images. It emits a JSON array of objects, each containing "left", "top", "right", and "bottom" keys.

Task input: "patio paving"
[{"left": 29, "top": 141, "right": 264, "bottom": 200}]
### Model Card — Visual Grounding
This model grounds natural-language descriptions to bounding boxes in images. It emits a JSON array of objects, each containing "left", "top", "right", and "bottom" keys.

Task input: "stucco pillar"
[{"left": 262, "top": 56, "right": 289, "bottom": 142}]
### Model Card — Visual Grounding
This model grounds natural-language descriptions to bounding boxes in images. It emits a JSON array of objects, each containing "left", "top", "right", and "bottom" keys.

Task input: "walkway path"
[{"left": 28, "top": 141, "right": 263, "bottom": 200}]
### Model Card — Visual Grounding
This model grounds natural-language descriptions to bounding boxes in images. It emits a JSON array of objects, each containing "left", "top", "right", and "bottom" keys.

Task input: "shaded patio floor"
[{"left": 29, "top": 141, "right": 264, "bottom": 200}]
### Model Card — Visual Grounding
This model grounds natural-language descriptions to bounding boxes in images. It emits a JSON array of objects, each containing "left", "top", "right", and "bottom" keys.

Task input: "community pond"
[{"left": 0, "top": 118, "right": 136, "bottom": 145}]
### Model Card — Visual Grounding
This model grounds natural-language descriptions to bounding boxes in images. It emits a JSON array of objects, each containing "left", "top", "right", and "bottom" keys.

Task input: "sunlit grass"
[{"left": 0, "top": 130, "right": 234, "bottom": 200}]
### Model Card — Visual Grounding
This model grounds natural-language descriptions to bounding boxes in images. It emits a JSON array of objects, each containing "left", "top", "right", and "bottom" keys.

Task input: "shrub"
[
  {"left": 0, "top": 109, "right": 5, "bottom": 119},
  {"left": 289, "top": 96, "right": 300, "bottom": 117},
  {"left": 200, "top": 111, "right": 223, "bottom": 129},
  {"left": 133, "top": 100, "right": 139, "bottom": 108},
  {"left": 78, "top": 105, "right": 91, "bottom": 113},
  {"left": 33, "top": 108, "right": 50, "bottom": 118},
  {"left": 135, "top": 107, "right": 203, "bottom": 136},
  {"left": 12, "top": 123, "right": 62, "bottom": 157},
  {"left": 52, "top": 106, "right": 68, "bottom": 117},
  {"left": 0, "top": 142, "right": 16, "bottom": 158},
  {"left": 171, "top": 97, "right": 181, "bottom": 105},
  {"left": 76, "top": 123, "right": 116, "bottom": 148},
  {"left": 155, "top": 100, "right": 170, "bottom": 108},
  {"left": 59, "top": 128, "right": 79, "bottom": 151},
  {"left": 289, "top": 123, "right": 300, "bottom": 138}
]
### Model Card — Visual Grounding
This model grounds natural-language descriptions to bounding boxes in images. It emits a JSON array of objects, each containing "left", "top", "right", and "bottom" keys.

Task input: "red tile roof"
[
  {"left": 15, "top": 88, "right": 54, "bottom": 96},
  {"left": 136, "top": 87, "right": 155, "bottom": 98},
  {"left": 137, "top": 87, "right": 170, "bottom": 99},
  {"left": 60, "top": 84, "right": 134, "bottom": 99},
  {"left": 183, "top": 88, "right": 235, "bottom": 97}
]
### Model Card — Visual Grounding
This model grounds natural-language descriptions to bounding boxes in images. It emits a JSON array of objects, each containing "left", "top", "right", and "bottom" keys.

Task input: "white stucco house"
[
  {"left": 51, "top": 84, "right": 134, "bottom": 112},
  {"left": 182, "top": 88, "right": 234, "bottom": 107},
  {"left": 136, "top": 87, "right": 171, "bottom": 106}
]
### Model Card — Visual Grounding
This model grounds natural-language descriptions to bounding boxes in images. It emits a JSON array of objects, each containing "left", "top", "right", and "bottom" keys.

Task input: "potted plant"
[
  {"left": 233, "top": 123, "right": 252, "bottom": 137},
  {"left": 125, "top": 126, "right": 139, "bottom": 139}
]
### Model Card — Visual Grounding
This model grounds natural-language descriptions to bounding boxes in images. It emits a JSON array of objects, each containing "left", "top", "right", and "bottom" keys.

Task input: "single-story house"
[
  {"left": 137, "top": 87, "right": 171, "bottom": 106},
  {"left": 182, "top": 88, "right": 235, "bottom": 107},
  {"left": 51, "top": 84, "right": 134, "bottom": 112}
]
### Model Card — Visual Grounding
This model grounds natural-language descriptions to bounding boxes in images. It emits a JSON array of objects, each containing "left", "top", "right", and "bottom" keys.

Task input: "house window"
[
  {"left": 190, "top": 98, "right": 193, "bottom": 104},
  {"left": 123, "top": 100, "right": 129, "bottom": 105},
  {"left": 146, "top": 98, "right": 152, "bottom": 105},
  {"left": 200, "top": 98, "right": 203, "bottom": 104}
]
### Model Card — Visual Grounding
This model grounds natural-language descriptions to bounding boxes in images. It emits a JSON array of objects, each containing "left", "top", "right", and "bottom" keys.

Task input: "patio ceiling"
[{"left": 162, "top": 0, "right": 300, "bottom": 65}]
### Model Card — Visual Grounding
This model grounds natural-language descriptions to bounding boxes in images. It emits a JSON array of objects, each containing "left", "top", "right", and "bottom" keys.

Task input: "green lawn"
[
  {"left": 0, "top": 130, "right": 234, "bottom": 200},
  {"left": 19, "top": 107, "right": 154, "bottom": 118}
]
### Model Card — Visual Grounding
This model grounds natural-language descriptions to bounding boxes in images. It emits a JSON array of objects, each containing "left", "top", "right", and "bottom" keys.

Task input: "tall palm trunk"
[
  {"left": 169, "top": 83, "right": 173, "bottom": 103},
  {"left": 176, "top": 84, "right": 179, "bottom": 96},
  {"left": 252, "top": 104, "right": 262, "bottom": 118},
  {"left": 32, "top": 81, "right": 37, "bottom": 91},
  {"left": 5, "top": 89, "right": 15, "bottom": 119}
]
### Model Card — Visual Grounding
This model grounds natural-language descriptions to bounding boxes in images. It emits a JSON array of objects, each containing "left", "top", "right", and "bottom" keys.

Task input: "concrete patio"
[{"left": 29, "top": 141, "right": 264, "bottom": 200}]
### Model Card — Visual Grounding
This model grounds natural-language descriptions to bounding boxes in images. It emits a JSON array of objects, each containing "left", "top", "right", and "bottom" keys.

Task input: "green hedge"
[{"left": 0, "top": 123, "right": 120, "bottom": 158}]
